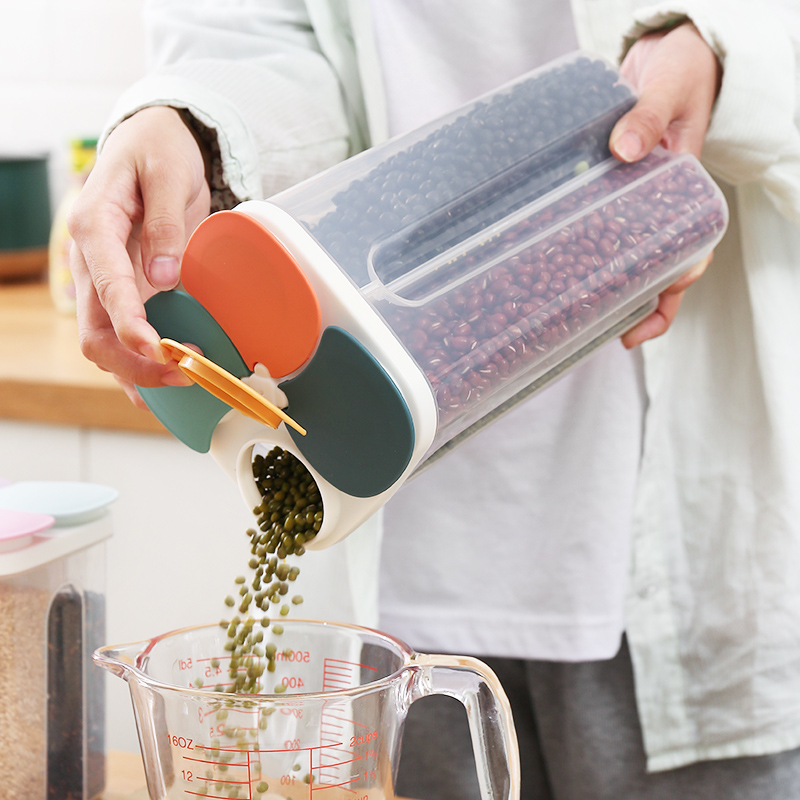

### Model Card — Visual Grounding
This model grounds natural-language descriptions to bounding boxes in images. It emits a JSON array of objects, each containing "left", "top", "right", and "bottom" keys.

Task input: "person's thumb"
[{"left": 609, "top": 90, "right": 674, "bottom": 163}]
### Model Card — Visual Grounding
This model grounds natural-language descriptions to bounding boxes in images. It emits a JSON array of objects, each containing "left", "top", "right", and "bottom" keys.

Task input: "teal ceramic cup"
[{"left": 0, "top": 154, "right": 51, "bottom": 279}]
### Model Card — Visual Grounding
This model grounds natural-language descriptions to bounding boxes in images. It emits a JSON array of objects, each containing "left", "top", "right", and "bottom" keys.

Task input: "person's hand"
[
  {"left": 67, "top": 106, "right": 212, "bottom": 405},
  {"left": 608, "top": 21, "right": 722, "bottom": 348}
]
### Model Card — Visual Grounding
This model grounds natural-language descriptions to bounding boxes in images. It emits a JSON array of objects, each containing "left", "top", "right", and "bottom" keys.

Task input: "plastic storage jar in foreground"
[
  {"left": 138, "top": 52, "right": 729, "bottom": 548},
  {"left": 0, "top": 483, "right": 115, "bottom": 800}
]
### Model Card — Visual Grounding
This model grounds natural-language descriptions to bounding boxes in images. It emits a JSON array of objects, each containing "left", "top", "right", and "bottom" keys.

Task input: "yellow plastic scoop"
[{"left": 160, "top": 338, "right": 306, "bottom": 435}]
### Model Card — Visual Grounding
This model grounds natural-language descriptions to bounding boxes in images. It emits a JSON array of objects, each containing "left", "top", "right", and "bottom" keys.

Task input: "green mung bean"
[{"left": 219, "top": 446, "right": 322, "bottom": 694}]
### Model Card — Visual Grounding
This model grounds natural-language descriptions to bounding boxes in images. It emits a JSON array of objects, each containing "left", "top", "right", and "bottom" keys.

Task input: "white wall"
[{"left": 0, "top": 0, "right": 147, "bottom": 204}]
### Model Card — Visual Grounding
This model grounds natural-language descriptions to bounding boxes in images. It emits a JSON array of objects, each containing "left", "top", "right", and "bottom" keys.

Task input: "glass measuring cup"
[{"left": 95, "top": 619, "right": 520, "bottom": 799}]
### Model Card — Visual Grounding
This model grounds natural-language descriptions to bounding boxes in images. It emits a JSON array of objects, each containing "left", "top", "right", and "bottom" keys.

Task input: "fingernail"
[
  {"left": 613, "top": 130, "right": 644, "bottom": 162},
  {"left": 141, "top": 340, "right": 169, "bottom": 365},
  {"left": 149, "top": 256, "right": 180, "bottom": 289},
  {"left": 162, "top": 368, "right": 194, "bottom": 387},
  {"left": 684, "top": 260, "right": 709, "bottom": 282}
]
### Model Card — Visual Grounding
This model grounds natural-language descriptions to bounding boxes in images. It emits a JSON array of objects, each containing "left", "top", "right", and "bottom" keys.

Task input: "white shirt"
[
  {"left": 370, "top": 0, "right": 647, "bottom": 661},
  {"left": 371, "top": 0, "right": 580, "bottom": 137}
]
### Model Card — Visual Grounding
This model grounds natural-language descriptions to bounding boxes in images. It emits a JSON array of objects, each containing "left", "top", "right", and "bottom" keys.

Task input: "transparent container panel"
[
  {"left": 272, "top": 53, "right": 637, "bottom": 289},
  {"left": 269, "top": 53, "right": 728, "bottom": 459}
]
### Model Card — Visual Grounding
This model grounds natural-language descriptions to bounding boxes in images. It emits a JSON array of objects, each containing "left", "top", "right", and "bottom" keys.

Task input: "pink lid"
[{"left": 0, "top": 508, "right": 55, "bottom": 552}]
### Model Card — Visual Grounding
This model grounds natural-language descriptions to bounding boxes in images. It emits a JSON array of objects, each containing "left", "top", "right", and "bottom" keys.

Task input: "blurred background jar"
[
  {"left": 0, "top": 152, "right": 52, "bottom": 284},
  {"left": 48, "top": 138, "right": 97, "bottom": 314}
]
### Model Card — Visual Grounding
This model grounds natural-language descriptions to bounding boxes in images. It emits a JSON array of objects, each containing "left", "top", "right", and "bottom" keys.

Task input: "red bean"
[{"left": 379, "top": 158, "right": 724, "bottom": 422}]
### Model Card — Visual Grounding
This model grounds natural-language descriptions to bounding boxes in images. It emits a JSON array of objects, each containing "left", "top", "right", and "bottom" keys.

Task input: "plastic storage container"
[
  {"left": 0, "top": 481, "right": 115, "bottom": 799},
  {"left": 139, "top": 52, "right": 728, "bottom": 548}
]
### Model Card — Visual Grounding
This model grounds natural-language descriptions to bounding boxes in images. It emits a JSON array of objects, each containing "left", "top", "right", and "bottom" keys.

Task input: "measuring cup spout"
[{"left": 92, "top": 639, "right": 149, "bottom": 681}]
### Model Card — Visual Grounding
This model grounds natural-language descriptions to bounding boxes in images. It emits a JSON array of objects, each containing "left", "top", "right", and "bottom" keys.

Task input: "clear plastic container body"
[
  {"left": 0, "top": 518, "right": 111, "bottom": 800},
  {"left": 268, "top": 52, "right": 727, "bottom": 460},
  {"left": 95, "top": 619, "right": 519, "bottom": 800},
  {"left": 141, "top": 52, "right": 728, "bottom": 547}
]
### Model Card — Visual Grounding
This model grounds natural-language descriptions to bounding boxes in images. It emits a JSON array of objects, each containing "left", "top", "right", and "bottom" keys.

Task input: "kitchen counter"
[
  {"left": 0, "top": 280, "right": 165, "bottom": 433},
  {"left": 104, "top": 752, "right": 149, "bottom": 800}
]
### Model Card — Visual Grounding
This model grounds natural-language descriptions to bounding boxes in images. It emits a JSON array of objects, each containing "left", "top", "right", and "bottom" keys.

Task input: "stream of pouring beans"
[
  {"left": 214, "top": 446, "right": 323, "bottom": 695},
  {"left": 189, "top": 448, "right": 322, "bottom": 796}
]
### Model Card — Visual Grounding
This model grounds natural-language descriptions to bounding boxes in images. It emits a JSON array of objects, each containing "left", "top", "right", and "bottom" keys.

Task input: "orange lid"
[{"left": 181, "top": 210, "right": 321, "bottom": 378}]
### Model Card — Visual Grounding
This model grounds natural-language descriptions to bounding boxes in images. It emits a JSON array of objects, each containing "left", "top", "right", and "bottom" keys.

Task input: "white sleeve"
[
  {"left": 100, "top": 0, "right": 354, "bottom": 202},
  {"left": 624, "top": 0, "right": 800, "bottom": 225}
]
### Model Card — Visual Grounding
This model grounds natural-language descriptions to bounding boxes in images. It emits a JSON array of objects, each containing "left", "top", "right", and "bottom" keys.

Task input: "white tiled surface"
[{"left": 0, "top": 0, "right": 147, "bottom": 200}]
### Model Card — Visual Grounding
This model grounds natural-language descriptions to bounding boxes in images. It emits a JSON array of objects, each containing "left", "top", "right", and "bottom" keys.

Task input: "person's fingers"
[
  {"left": 621, "top": 290, "right": 685, "bottom": 349},
  {"left": 662, "top": 252, "right": 713, "bottom": 295},
  {"left": 68, "top": 181, "right": 167, "bottom": 364},
  {"left": 70, "top": 106, "right": 207, "bottom": 359},
  {"left": 609, "top": 23, "right": 721, "bottom": 162},
  {"left": 70, "top": 240, "right": 191, "bottom": 388},
  {"left": 607, "top": 24, "right": 721, "bottom": 347},
  {"left": 139, "top": 164, "right": 188, "bottom": 293},
  {"left": 137, "top": 108, "right": 209, "bottom": 291},
  {"left": 67, "top": 106, "right": 211, "bottom": 395},
  {"left": 114, "top": 375, "right": 148, "bottom": 409},
  {"left": 610, "top": 86, "right": 682, "bottom": 162},
  {"left": 620, "top": 253, "right": 713, "bottom": 348},
  {"left": 610, "top": 73, "right": 707, "bottom": 161},
  {"left": 115, "top": 372, "right": 190, "bottom": 411}
]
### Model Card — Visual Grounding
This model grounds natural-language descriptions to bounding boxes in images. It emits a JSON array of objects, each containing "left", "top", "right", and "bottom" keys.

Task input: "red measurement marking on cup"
[
  {"left": 179, "top": 742, "right": 346, "bottom": 799},
  {"left": 315, "top": 659, "right": 380, "bottom": 792},
  {"left": 321, "top": 658, "right": 377, "bottom": 691},
  {"left": 181, "top": 744, "right": 252, "bottom": 800},
  {"left": 182, "top": 752, "right": 251, "bottom": 768},
  {"left": 309, "top": 771, "right": 369, "bottom": 795},
  {"left": 189, "top": 653, "right": 276, "bottom": 696},
  {"left": 175, "top": 658, "right": 380, "bottom": 797}
]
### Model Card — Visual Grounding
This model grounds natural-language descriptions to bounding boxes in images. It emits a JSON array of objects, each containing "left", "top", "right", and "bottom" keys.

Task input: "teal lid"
[
  {"left": 137, "top": 290, "right": 250, "bottom": 452},
  {"left": 282, "top": 327, "right": 415, "bottom": 497}
]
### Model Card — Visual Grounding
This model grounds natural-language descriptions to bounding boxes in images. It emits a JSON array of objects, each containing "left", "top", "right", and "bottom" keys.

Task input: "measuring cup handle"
[{"left": 407, "top": 653, "right": 521, "bottom": 800}]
